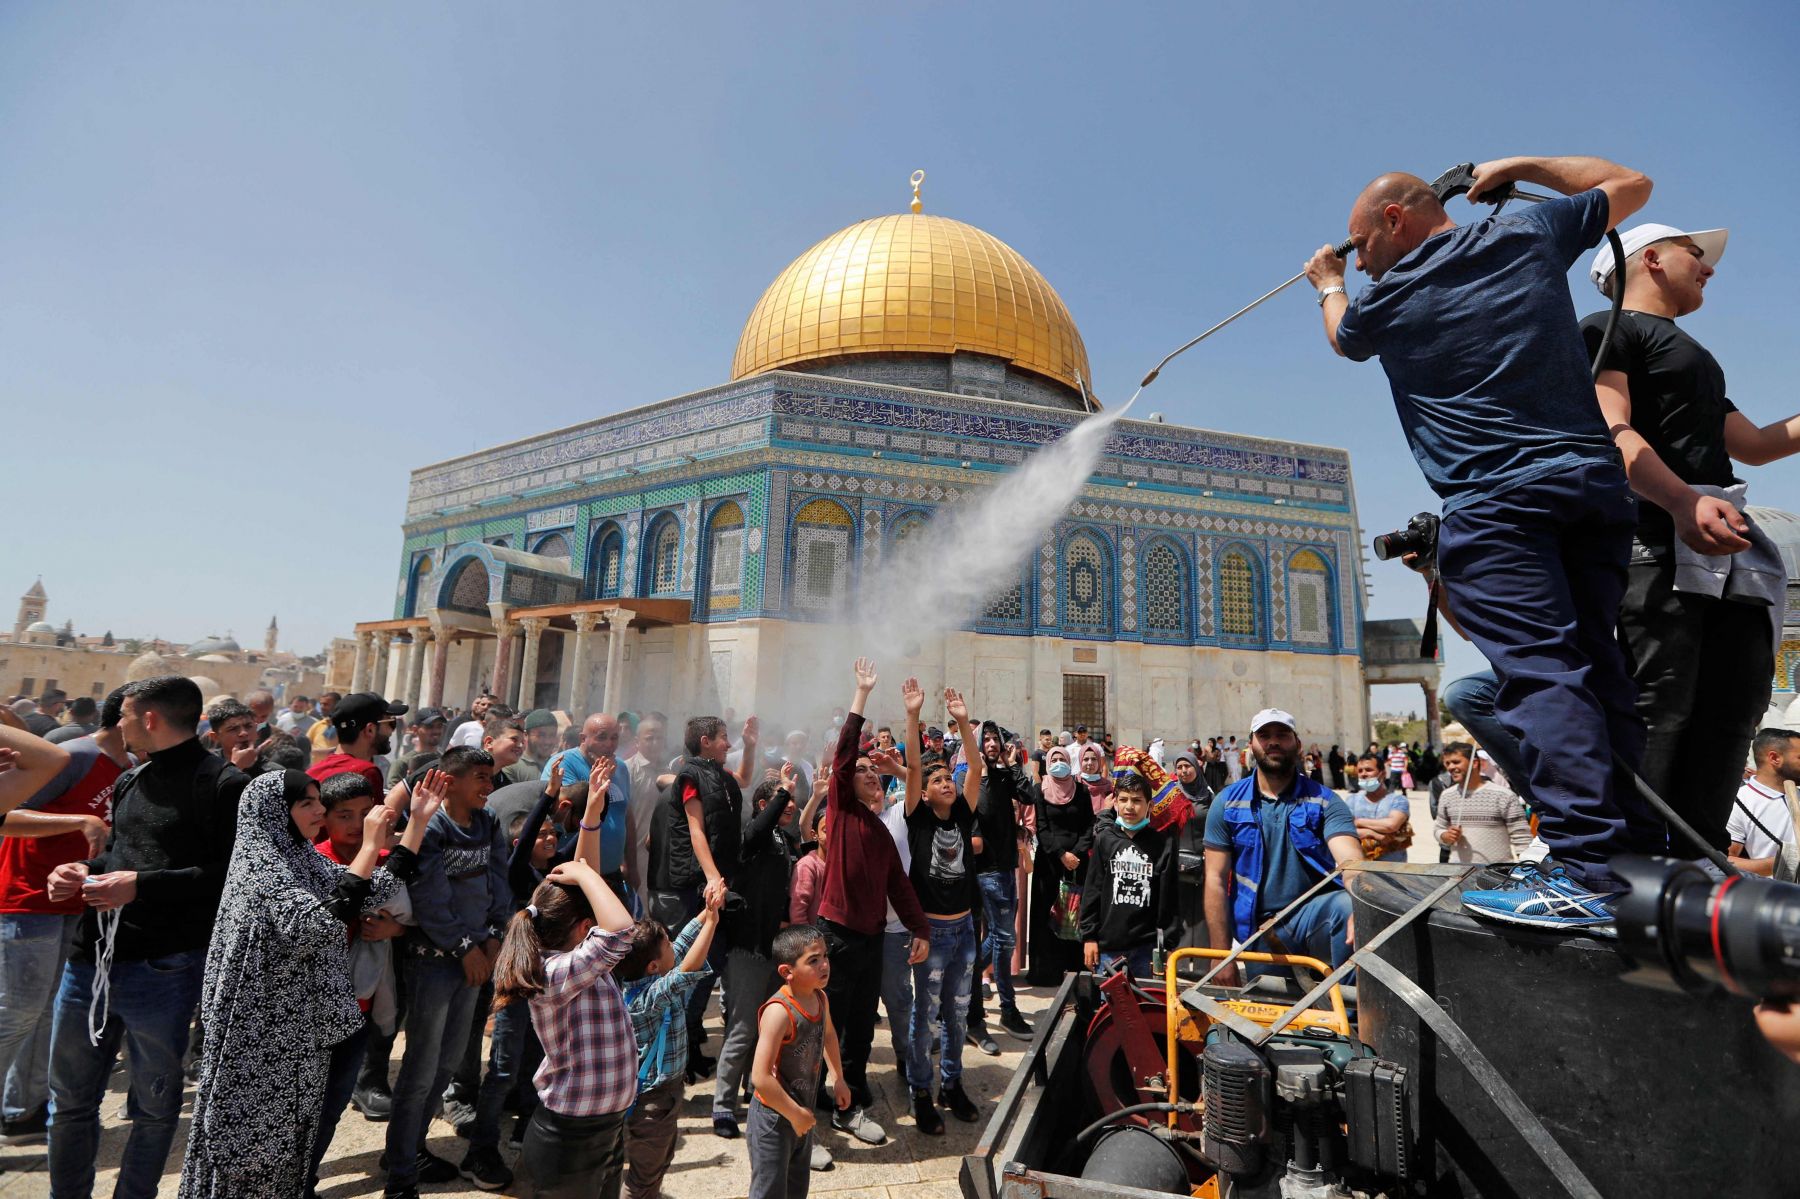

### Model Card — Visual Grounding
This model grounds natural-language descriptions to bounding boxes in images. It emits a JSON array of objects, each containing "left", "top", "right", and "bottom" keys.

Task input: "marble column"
[
  {"left": 428, "top": 625, "right": 451, "bottom": 708},
  {"left": 517, "top": 617, "right": 549, "bottom": 713},
  {"left": 350, "top": 632, "right": 371, "bottom": 692},
  {"left": 405, "top": 631, "right": 430, "bottom": 710},
  {"left": 372, "top": 631, "right": 394, "bottom": 697},
  {"left": 488, "top": 603, "right": 515, "bottom": 707},
  {"left": 389, "top": 636, "right": 412, "bottom": 706},
  {"left": 600, "top": 608, "right": 633, "bottom": 716},
  {"left": 566, "top": 611, "right": 600, "bottom": 715}
]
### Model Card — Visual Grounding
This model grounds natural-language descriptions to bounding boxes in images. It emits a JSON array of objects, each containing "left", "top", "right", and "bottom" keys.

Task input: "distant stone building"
[{"left": 348, "top": 183, "right": 1370, "bottom": 746}]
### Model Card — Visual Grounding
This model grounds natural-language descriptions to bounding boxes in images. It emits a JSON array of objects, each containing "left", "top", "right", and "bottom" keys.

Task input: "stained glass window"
[
  {"left": 648, "top": 517, "right": 681, "bottom": 595},
  {"left": 791, "top": 498, "right": 853, "bottom": 612},
  {"left": 1066, "top": 535, "right": 1108, "bottom": 629},
  {"left": 1144, "top": 542, "right": 1186, "bottom": 636},
  {"left": 1220, "top": 550, "right": 1257, "bottom": 637},
  {"left": 590, "top": 528, "right": 624, "bottom": 599},
  {"left": 708, "top": 501, "right": 745, "bottom": 612},
  {"left": 1289, "top": 549, "right": 1331, "bottom": 645}
]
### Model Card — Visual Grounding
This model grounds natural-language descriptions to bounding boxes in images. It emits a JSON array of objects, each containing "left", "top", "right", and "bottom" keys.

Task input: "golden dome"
[{"left": 732, "top": 211, "right": 1091, "bottom": 394}]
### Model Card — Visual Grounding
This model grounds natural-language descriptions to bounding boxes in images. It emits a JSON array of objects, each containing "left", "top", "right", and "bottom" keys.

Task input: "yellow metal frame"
[{"left": 1161, "top": 947, "right": 1353, "bottom": 1118}]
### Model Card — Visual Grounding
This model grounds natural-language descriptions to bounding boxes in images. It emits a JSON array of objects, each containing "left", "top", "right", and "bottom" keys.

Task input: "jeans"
[
  {"left": 1441, "top": 670, "right": 1536, "bottom": 811},
  {"left": 521, "top": 1105, "right": 626, "bottom": 1199},
  {"left": 975, "top": 872, "right": 1018, "bottom": 1009},
  {"left": 1246, "top": 890, "right": 1354, "bottom": 985},
  {"left": 310, "top": 1017, "right": 371, "bottom": 1187},
  {"left": 1100, "top": 944, "right": 1155, "bottom": 980},
  {"left": 878, "top": 930, "right": 918, "bottom": 1091},
  {"left": 450, "top": 979, "right": 493, "bottom": 1100},
  {"left": 1619, "top": 558, "right": 1774, "bottom": 854},
  {"left": 0, "top": 912, "right": 80, "bottom": 1121},
  {"left": 385, "top": 956, "right": 480, "bottom": 1187},
  {"left": 908, "top": 914, "right": 976, "bottom": 1089},
  {"left": 468, "top": 992, "right": 533, "bottom": 1150},
  {"left": 47, "top": 949, "right": 205, "bottom": 1199},
  {"left": 1438, "top": 460, "right": 1659, "bottom": 886},
  {"left": 716, "top": 948, "right": 779, "bottom": 1116},
  {"left": 818, "top": 920, "right": 882, "bottom": 1094}
]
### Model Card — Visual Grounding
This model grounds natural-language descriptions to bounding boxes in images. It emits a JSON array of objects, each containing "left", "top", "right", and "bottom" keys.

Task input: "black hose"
[
  {"left": 1589, "top": 228, "right": 1628, "bottom": 383},
  {"left": 1074, "top": 1101, "right": 1195, "bottom": 1146}
]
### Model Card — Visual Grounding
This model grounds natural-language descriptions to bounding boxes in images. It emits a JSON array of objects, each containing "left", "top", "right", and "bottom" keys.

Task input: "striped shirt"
[
  {"left": 1434, "top": 780, "right": 1530, "bottom": 864},
  {"left": 528, "top": 925, "right": 638, "bottom": 1117},
  {"left": 623, "top": 916, "right": 713, "bottom": 1092}
]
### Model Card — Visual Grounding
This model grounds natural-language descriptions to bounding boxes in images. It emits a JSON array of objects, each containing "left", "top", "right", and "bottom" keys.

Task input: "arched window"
[
  {"left": 790, "top": 498, "right": 853, "bottom": 612},
  {"left": 1064, "top": 533, "right": 1111, "bottom": 633},
  {"left": 889, "top": 512, "right": 930, "bottom": 553},
  {"left": 1219, "top": 548, "right": 1259, "bottom": 638},
  {"left": 706, "top": 501, "right": 746, "bottom": 613},
  {"left": 1142, "top": 541, "right": 1187, "bottom": 639},
  {"left": 1289, "top": 549, "right": 1333, "bottom": 646},
  {"left": 485, "top": 536, "right": 510, "bottom": 549},
  {"left": 587, "top": 525, "right": 624, "bottom": 599},
  {"left": 982, "top": 571, "right": 1027, "bottom": 624},
  {"left": 407, "top": 553, "right": 435, "bottom": 617},
  {"left": 445, "top": 558, "right": 491, "bottom": 614},
  {"left": 531, "top": 532, "right": 571, "bottom": 560},
  {"left": 645, "top": 515, "right": 682, "bottom": 596}
]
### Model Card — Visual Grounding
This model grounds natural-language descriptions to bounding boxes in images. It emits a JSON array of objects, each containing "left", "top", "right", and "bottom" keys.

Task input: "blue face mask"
[
  {"left": 1048, "top": 761, "right": 1072, "bottom": 779},
  {"left": 1357, "top": 777, "right": 1382, "bottom": 793},
  {"left": 1119, "top": 814, "right": 1151, "bottom": 832},
  {"left": 1081, "top": 770, "right": 1104, "bottom": 782}
]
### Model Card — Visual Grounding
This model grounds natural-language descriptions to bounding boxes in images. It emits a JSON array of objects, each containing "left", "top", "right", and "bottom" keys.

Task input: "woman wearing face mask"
[
  {"left": 1079, "top": 743, "right": 1114, "bottom": 815},
  {"left": 1025, "top": 746, "right": 1096, "bottom": 986},
  {"left": 1347, "top": 753, "right": 1413, "bottom": 859}
]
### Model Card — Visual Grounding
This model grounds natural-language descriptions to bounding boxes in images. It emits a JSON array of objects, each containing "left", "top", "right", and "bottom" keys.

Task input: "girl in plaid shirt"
[{"left": 494, "top": 851, "right": 637, "bottom": 1199}]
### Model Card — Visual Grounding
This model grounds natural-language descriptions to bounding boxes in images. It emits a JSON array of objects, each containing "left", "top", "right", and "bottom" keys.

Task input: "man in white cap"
[
  {"left": 1202, "top": 708, "right": 1361, "bottom": 987},
  {"left": 1585, "top": 223, "right": 1800, "bottom": 855}
]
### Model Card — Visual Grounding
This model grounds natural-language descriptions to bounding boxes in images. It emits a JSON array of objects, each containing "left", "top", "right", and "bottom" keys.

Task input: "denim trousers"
[
  {"left": 47, "top": 949, "right": 205, "bottom": 1199},
  {"left": 0, "top": 912, "right": 80, "bottom": 1121},
  {"left": 908, "top": 914, "right": 976, "bottom": 1090},
  {"left": 878, "top": 929, "right": 918, "bottom": 1091},
  {"left": 385, "top": 956, "right": 480, "bottom": 1187},
  {"left": 715, "top": 947, "right": 780, "bottom": 1116},
  {"left": 468, "top": 992, "right": 534, "bottom": 1150},
  {"left": 1441, "top": 670, "right": 1537, "bottom": 811},
  {"left": 1099, "top": 944, "right": 1155, "bottom": 980},
  {"left": 1245, "top": 890, "right": 1354, "bottom": 984},
  {"left": 310, "top": 1016, "right": 371, "bottom": 1187},
  {"left": 1438, "top": 461, "right": 1659, "bottom": 886},
  {"left": 975, "top": 872, "right": 1017, "bottom": 1009}
]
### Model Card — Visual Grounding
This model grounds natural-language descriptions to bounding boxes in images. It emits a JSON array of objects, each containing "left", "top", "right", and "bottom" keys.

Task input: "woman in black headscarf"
[
  {"left": 178, "top": 769, "right": 439, "bottom": 1198},
  {"left": 1026, "top": 745, "right": 1095, "bottom": 985}
]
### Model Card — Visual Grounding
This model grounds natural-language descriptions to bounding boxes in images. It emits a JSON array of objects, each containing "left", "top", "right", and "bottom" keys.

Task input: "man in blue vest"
[{"left": 1203, "top": 709, "right": 1362, "bottom": 988}]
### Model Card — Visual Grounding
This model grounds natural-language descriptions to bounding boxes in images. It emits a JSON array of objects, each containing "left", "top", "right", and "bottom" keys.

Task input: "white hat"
[
  {"left": 1250, "top": 708, "right": 1297, "bottom": 734},
  {"left": 1590, "top": 223, "right": 1728, "bottom": 296}
]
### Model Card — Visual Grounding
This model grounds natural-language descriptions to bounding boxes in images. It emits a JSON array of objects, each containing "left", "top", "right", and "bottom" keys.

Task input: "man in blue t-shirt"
[
  {"left": 1203, "top": 710, "right": 1361, "bottom": 987},
  {"left": 1301, "top": 155, "right": 1659, "bottom": 932}
]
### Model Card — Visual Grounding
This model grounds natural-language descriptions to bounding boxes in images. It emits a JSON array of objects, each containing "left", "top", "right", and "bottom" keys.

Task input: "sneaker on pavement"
[
  {"left": 831, "top": 1104, "right": 887, "bottom": 1145},
  {"left": 849, "top": 1081, "right": 874, "bottom": 1112},
  {"left": 0, "top": 1108, "right": 48, "bottom": 1146},
  {"left": 459, "top": 1146, "right": 514, "bottom": 1191},
  {"left": 810, "top": 1141, "right": 834, "bottom": 1171},
  {"left": 941, "top": 1080, "right": 981, "bottom": 1123},
  {"left": 441, "top": 1097, "right": 478, "bottom": 1135},
  {"left": 415, "top": 1148, "right": 462, "bottom": 1185},
  {"left": 712, "top": 1111, "right": 740, "bottom": 1139},
  {"left": 352, "top": 1083, "right": 393, "bottom": 1121},
  {"left": 382, "top": 1188, "right": 420, "bottom": 1199},
  {"left": 911, "top": 1088, "right": 945, "bottom": 1136},
  {"left": 1461, "top": 860, "right": 1620, "bottom": 933},
  {"left": 998, "top": 1005, "right": 1034, "bottom": 1038},
  {"left": 966, "top": 1027, "right": 1001, "bottom": 1057}
]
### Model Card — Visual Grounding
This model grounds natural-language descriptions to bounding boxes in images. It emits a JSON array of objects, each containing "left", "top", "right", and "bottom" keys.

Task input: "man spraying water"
[{"left": 1300, "top": 155, "right": 1657, "bottom": 932}]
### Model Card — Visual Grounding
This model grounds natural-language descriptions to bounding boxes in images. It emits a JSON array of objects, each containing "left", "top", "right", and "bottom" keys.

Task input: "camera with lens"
[
  {"left": 1612, "top": 855, "right": 1800, "bottom": 1002},
  {"left": 1372, "top": 511, "right": 1440, "bottom": 563}
]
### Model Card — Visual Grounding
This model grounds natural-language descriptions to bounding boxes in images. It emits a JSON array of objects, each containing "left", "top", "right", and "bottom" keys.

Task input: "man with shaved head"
[
  {"left": 1302, "top": 155, "right": 1659, "bottom": 932},
  {"left": 545, "top": 712, "right": 630, "bottom": 895}
]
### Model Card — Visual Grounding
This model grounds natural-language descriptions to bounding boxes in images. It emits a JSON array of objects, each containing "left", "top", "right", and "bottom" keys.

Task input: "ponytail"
[{"left": 493, "top": 879, "right": 595, "bottom": 1008}]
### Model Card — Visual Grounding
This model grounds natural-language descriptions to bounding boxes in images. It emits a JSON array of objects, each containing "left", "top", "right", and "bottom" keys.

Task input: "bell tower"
[
  {"left": 14, "top": 579, "right": 45, "bottom": 640},
  {"left": 265, "top": 615, "right": 279, "bottom": 655}
]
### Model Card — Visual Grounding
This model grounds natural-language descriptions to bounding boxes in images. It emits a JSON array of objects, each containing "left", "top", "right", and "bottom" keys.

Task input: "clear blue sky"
[{"left": 3, "top": 2, "right": 1795, "bottom": 707}]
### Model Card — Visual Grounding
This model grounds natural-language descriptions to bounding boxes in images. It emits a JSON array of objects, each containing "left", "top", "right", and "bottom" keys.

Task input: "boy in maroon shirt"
[{"left": 818, "top": 658, "right": 928, "bottom": 1114}]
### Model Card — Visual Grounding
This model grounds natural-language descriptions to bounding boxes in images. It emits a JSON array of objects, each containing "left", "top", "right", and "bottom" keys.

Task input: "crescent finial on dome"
[{"left": 910, "top": 169, "right": 925, "bottom": 215}]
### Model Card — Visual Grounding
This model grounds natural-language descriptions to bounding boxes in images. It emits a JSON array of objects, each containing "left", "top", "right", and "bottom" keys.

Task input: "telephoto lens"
[
  {"left": 1371, "top": 511, "right": 1440, "bottom": 563},
  {"left": 1613, "top": 855, "right": 1800, "bottom": 1001}
]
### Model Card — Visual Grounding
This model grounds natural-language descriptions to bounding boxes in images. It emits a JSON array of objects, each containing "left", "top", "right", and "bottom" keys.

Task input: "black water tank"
[{"left": 1349, "top": 865, "right": 1800, "bottom": 1198}]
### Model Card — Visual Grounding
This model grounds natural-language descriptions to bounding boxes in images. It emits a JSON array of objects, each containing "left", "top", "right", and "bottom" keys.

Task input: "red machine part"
[{"left": 1083, "top": 971, "right": 1205, "bottom": 1134}]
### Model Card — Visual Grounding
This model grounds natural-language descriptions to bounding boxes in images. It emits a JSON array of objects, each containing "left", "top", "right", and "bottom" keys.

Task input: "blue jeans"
[
  {"left": 975, "top": 872, "right": 1018, "bottom": 1009},
  {"left": 386, "top": 956, "right": 480, "bottom": 1186},
  {"left": 47, "top": 949, "right": 206, "bottom": 1199},
  {"left": 1438, "top": 461, "right": 1659, "bottom": 886},
  {"left": 908, "top": 914, "right": 976, "bottom": 1089},
  {"left": 1100, "top": 944, "right": 1155, "bottom": 980},
  {"left": 0, "top": 912, "right": 80, "bottom": 1121},
  {"left": 469, "top": 990, "right": 533, "bottom": 1150},
  {"left": 879, "top": 929, "right": 919, "bottom": 1091},
  {"left": 1246, "top": 890, "right": 1354, "bottom": 984},
  {"left": 1441, "top": 670, "right": 1537, "bottom": 811},
  {"left": 311, "top": 1017, "right": 371, "bottom": 1187}
]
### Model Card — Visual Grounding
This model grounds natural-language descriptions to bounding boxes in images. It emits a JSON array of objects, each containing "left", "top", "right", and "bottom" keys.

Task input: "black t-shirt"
[
  {"left": 906, "top": 800, "right": 978, "bottom": 915},
  {"left": 1581, "top": 310, "right": 1738, "bottom": 554},
  {"left": 976, "top": 764, "right": 1024, "bottom": 872}
]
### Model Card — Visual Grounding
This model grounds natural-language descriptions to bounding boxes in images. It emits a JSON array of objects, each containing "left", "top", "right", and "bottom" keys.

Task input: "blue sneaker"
[{"left": 1461, "top": 861, "right": 1619, "bottom": 933}]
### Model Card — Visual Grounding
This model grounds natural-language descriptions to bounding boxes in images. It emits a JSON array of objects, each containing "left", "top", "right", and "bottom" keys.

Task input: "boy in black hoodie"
[{"left": 1080, "top": 769, "right": 1178, "bottom": 979}]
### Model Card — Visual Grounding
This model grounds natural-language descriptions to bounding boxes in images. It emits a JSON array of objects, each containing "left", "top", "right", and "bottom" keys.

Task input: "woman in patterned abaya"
[
  {"left": 177, "top": 769, "right": 435, "bottom": 1198},
  {"left": 1026, "top": 745, "right": 1095, "bottom": 985}
]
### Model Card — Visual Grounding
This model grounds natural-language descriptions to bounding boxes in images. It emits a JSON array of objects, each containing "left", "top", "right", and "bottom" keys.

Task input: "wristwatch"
[{"left": 1317, "top": 285, "right": 1346, "bottom": 306}]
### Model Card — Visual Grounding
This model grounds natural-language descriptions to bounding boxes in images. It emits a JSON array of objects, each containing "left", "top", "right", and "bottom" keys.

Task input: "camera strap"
[{"left": 1419, "top": 579, "right": 1441, "bottom": 659}]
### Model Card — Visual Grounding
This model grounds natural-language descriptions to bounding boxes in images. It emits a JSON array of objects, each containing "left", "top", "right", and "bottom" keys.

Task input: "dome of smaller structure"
[
  {"left": 196, "top": 654, "right": 234, "bottom": 663},
  {"left": 25, "top": 621, "right": 54, "bottom": 634},
  {"left": 127, "top": 651, "right": 175, "bottom": 681},
  {"left": 186, "top": 635, "right": 241, "bottom": 658},
  {"left": 189, "top": 676, "right": 224, "bottom": 700}
]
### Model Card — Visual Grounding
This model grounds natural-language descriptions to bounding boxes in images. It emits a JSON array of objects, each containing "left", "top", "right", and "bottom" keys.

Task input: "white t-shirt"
[
  {"left": 448, "top": 719, "right": 485, "bottom": 749},
  {"left": 882, "top": 797, "right": 911, "bottom": 934},
  {"left": 1729, "top": 778, "right": 1795, "bottom": 861}
]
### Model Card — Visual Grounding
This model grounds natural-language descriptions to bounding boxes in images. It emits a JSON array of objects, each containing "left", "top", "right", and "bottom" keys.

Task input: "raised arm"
[
  {"left": 901, "top": 677, "right": 924, "bottom": 816},
  {"left": 573, "top": 756, "right": 614, "bottom": 871},
  {"left": 947, "top": 689, "right": 980, "bottom": 814},
  {"left": 1468, "top": 155, "right": 1652, "bottom": 227},
  {"left": 0, "top": 725, "right": 72, "bottom": 818},
  {"left": 733, "top": 716, "right": 759, "bottom": 789},
  {"left": 830, "top": 658, "right": 877, "bottom": 813}
]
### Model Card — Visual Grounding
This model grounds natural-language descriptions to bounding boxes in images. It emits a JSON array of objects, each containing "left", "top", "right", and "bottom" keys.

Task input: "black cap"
[
  {"left": 333, "top": 692, "right": 408, "bottom": 735},
  {"left": 926, "top": 726, "right": 944, "bottom": 739},
  {"left": 1075, "top": 724, "right": 1088, "bottom": 734},
  {"left": 40, "top": 689, "right": 67, "bottom": 705},
  {"left": 411, "top": 706, "right": 448, "bottom": 726}
]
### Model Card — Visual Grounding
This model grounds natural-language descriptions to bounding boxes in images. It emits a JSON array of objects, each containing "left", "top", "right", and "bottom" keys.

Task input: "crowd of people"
[{"left": 0, "top": 655, "right": 1585, "bottom": 1199}]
